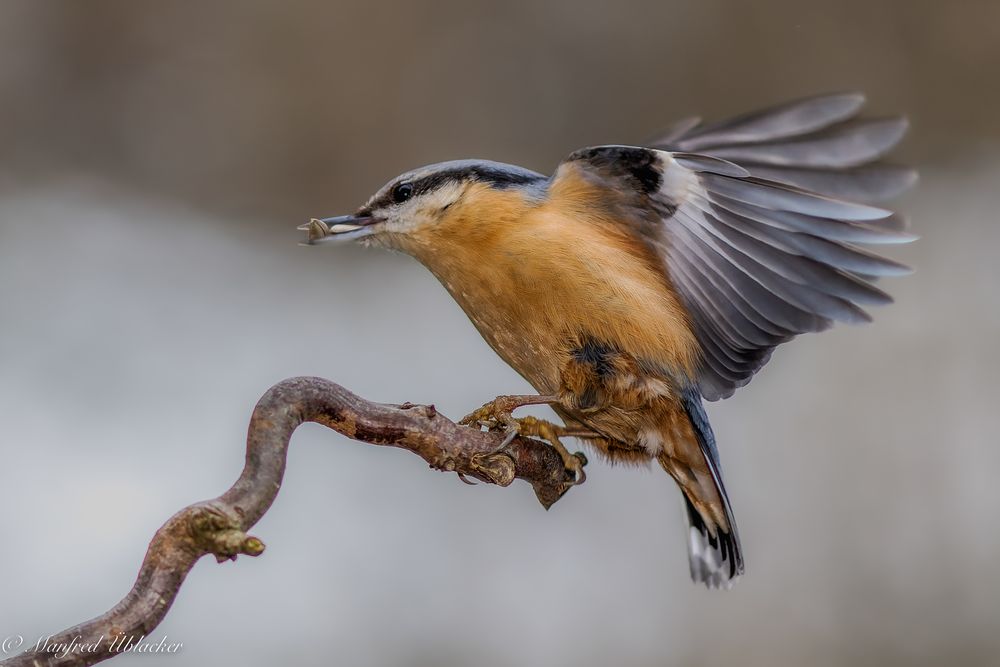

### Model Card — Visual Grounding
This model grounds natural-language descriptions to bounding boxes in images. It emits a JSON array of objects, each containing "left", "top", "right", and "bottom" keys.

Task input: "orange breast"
[{"left": 408, "top": 180, "right": 700, "bottom": 393}]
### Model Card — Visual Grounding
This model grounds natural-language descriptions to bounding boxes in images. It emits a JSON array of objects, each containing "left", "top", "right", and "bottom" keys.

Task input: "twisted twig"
[{"left": 0, "top": 377, "right": 582, "bottom": 666}]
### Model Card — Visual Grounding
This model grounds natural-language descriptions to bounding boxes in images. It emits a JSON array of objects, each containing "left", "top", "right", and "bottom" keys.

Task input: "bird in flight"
[{"left": 301, "top": 93, "right": 915, "bottom": 588}]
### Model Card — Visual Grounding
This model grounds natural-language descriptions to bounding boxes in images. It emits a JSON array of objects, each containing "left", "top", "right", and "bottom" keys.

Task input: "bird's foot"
[
  {"left": 459, "top": 394, "right": 554, "bottom": 429},
  {"left": 460, "top": 396, "right": 587, "bottom": 485},
  {"left": 513, "top": 415, "right": 588, "bottom": 485}
]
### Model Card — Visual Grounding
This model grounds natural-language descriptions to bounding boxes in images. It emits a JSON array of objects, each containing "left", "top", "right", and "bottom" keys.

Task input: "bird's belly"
[
  {"left": 431, "top": 264, "right": 695, "bottom": 399},
  {"left": 460, "top": 303, "right": 564, "bottom": 394},
  {"left": 422, "top": 211, "right": 699, "bottom": 403}
]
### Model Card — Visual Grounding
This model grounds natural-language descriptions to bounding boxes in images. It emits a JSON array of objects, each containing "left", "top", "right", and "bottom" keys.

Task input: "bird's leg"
[
  {"left": 513, "top": 415, "right": 588, "bottom": 485},
  {"left": 459, "top": 394, "right": 589, "bottom": 484},
  {"left": 459, "top": 394, "right": 559, "bottom": 428}
]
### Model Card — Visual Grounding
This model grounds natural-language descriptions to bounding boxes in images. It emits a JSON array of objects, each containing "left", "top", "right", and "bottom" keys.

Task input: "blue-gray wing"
[
  {"left": 558, "top": 94, "right": 916, "bottom": 400},
  {"left": 650, "top": 92, "right": 917, "bottom": 204}
]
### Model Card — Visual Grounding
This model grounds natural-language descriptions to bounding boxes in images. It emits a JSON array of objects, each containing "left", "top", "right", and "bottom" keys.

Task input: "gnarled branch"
[{"left": 0, "top": 376, "right": 583, "bottom": 667}]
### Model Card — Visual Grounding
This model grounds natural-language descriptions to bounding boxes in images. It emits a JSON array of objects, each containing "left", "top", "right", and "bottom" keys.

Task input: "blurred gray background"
[{"left": 0, "top": 1, "right": 997, "bottom": 666}]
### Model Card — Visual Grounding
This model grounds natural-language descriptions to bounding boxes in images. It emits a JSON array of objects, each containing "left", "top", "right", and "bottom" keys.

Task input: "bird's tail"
[
  {"left": 684, "top": 495, "right": 742, "bottom": 589},
  {"left": 679, "top": 387, "right": 744, "bottom": 589}
]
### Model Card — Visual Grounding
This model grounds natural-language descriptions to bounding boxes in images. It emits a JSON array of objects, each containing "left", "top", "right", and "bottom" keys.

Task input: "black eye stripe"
[
  {"left": 391, "top": 182, "right": 413, "bottom": 203},
  {"left": 371, "top": 165, "right": 545, "bottom": 211},
  {"left": 410, "top": 167, "right": 542, "bottom": 196}
]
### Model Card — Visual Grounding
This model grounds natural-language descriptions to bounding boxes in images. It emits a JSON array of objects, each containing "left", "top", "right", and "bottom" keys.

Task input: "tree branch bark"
[{"left": 0, "top": 376, "right": 583, "bottom": 666}]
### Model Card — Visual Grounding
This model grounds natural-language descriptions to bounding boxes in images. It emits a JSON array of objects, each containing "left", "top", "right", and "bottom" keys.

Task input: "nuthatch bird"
[{"left": 301, "top": 93, "right": 915, "bottom": 588}]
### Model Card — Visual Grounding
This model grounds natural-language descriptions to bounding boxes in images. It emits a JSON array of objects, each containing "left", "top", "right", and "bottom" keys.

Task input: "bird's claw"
[
  {"left": 459, "top": 396, "right": 518, "bottom": 428},
  {"left": 566, "top": 451, "right": 587, "bottom": 485},
  {"left": 513, "top": 415, "right": 588, "bottom": 485},
  {"left": 498, "top": 426, "right": 519, "bottom": 449},
  {"left": 460, "top": 396, "right": 588, "bottom": 486},
  {"left": 457, "top": 472, "right": 478, "bottom": 485}
]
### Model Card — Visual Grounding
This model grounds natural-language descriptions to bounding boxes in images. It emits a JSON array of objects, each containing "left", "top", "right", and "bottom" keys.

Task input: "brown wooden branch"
[{"left": 0, "top": 376, "right": 583, "bottom": 667}]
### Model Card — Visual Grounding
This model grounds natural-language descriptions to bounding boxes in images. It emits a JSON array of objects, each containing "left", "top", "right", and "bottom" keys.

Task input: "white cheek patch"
[
  {"left": 382, "top": 181, "right": 467, "bottom": 234},
  {"left": 421, "top": 181, "right": 466, "bottom": 211}
]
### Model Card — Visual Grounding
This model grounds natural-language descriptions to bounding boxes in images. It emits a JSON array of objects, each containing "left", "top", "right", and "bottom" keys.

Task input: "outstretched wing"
[
  {"left": 649, "top": 92, "right": 917, "bottom": 204},
  {"left": 554, "top": 94, "right": 916, "bottom": 400}
]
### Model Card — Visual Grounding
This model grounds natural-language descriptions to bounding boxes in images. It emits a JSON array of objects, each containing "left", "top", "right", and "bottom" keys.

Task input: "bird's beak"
[{"left": 297, "top": 215, "right": 377, "bottom": 245}]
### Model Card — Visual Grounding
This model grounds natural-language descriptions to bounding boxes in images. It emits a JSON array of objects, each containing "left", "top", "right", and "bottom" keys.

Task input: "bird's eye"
[{"left": 391, "top": 182, "right": 413, "bottom": 204}]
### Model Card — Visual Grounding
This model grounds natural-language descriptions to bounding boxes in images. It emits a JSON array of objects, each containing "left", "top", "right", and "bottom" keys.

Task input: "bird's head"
[{"left": 301, "top": 159, "right": 547, "bottom": 256}]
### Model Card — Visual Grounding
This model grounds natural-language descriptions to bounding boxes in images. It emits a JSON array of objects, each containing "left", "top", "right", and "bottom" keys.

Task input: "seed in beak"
[
  {"left": 296, "top": 218, "right": 331, "bottom": 242},
  {"left": 328, "top": 223, "right": 363, "bottom": 233}
]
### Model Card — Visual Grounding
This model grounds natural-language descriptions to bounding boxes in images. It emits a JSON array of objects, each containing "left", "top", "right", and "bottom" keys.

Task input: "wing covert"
[{"left": 556, "top": 94, "right": 915, "bottom": 400}]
